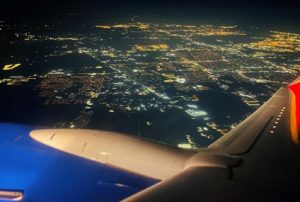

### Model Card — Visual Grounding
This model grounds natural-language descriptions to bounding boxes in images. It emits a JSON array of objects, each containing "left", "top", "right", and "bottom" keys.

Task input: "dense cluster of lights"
[{"left": 0, "top": 19, "right": 299, "bottom": 148}]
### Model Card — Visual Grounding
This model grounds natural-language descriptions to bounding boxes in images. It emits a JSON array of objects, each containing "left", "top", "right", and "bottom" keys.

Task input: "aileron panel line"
[{"left": 208, "top": 87, "right": 287, "bottom": 155}]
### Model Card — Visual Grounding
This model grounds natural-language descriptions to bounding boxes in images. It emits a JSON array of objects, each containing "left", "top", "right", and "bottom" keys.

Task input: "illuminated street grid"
[{"left": 0, "top": 19, "right": 299, "bottom": 148}]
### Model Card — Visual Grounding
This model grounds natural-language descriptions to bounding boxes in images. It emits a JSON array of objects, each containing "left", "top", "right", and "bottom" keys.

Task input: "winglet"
[
  {"left": 289, "top": 76, "right": 300, "bottom": 86},
  {"left": 288, "top": 76, "right": 300, "bottom": 144}
]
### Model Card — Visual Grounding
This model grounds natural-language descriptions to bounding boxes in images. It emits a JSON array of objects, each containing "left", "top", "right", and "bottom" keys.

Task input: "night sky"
[{"left": 0, "top": 0, "right": 299, "bottom": 17}]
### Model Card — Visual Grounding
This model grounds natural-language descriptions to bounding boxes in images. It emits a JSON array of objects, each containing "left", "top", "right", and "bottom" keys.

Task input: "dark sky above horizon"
[{"left": 0, "top": 0, "right": 299, "bottom": 17}]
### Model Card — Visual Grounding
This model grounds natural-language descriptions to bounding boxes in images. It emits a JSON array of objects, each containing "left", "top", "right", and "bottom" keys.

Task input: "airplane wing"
[
  {"left": 123, "top": 77, "right": 300, "bottom": 201},
  {"left": 1, "top": 77, "right": 299, "bottom": 201}
]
